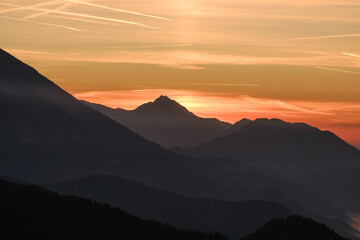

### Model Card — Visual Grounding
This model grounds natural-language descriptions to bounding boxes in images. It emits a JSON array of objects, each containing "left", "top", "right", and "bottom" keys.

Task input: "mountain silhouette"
[
  {"left": 241, "top": 216, "right": 350, "bottom": 240},
  {"left": 295, "top": 165, "right": 360, "bottom": 213},
  {"left": 45, "top": 174, "right": 292, "bottom": 239},
  {"left": 175, "top": 118, "right": 360, "bottom": 174},
  {"left": 0, "top": 179, "right": 227, "bottom": 240},
  {"left": 227, "top": 118, "right": 252, "bottom": 133},
  {"left": 0, "top": 48, "right": 228, "bottom": 197},
  {"left": 82, "top": 96, "right": 230, "bottom": 147},
  {"left": 1, "top": 49, "right": 358, "bottom": 239},
  {"left": 0, "top": 48, "right": 328, "bottom": 212}
]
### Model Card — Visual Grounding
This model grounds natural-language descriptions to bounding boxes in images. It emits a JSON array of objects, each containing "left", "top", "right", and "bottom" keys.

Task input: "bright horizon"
[{"left": 1, "top": 0, "right": 359, "bottom": 148}]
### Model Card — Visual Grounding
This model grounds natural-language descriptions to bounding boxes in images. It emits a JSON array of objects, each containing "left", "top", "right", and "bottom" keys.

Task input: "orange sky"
[{"left": 0, "top": 0, "right": 359, "bottom": 148}]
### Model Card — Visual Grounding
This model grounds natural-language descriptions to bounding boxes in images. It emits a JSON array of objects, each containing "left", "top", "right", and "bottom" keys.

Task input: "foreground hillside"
[
  {"left": 0, "top": 179, "right": 350, "bottom": 240},
  {"left": 45, "top": 174, "right": 292, "bottom": 238},
  {"left": 241, "top": 216, "right": 350, "bottom": 240},
  {"left": 0, "top": 180, "right": 227, "bottom": 240}
]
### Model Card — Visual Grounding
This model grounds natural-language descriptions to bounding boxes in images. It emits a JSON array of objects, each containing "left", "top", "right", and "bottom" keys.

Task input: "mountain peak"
[
  {"left": 134, "top": 95, "right": 191, "bottom": 116},
  {"left": 154, "top": 95, "right": 172, "bottom": 103}
]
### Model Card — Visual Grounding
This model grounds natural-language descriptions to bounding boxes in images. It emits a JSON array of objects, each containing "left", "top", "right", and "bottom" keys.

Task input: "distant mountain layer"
[
  {"left": 241, "top": 216, "right": 349, "bottom": 240},
  {"left": 175, "top": 118, "right": 360, "bottom": 174},
  {"left": 0, "top": 179, "right": 227, "bottom": 240},
  {"left": 1, "top": 48, "right": 359, "bottom": 239},
  {"left": 45, "top": 174, "right": 292, "bottom": 239},
  {"left": 295, "top": 165, "right": 360, "bottom": 213},
  {"left": 82, "top": 96, "right": 231, "bottom": 148},
  {"left": 0, "top": 48, "right": 223, "bottom": 197}
]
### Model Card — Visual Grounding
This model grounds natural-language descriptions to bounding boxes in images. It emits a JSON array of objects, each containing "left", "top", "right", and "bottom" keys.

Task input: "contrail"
[
  {"left": 24, "top": 2, "right": 73, "bottom": 19},
  {"left": 0, "top": 4, "right": 163, "bottom": 30},
  {"left": 294, "top": 33, "right": 360, "bottom": 40},
  {"left": 67, "top": 0, "right": 170, "bottom": 21},
  {"left": 105, "top": 44, "right": 193, "bottom": 49},
  {"left": 342, "top": 52, "right": 360, "bottom": 58},
  {"left": 316, "top": 66, "right": 360, "bottom": 75},
  {"left": 0, "top": 2, "right": 163, "bottom": 30},
  {"left": 0, "top": 1, "right": 64, "bottom": 14},
  {"left": 48, "top": 14, "right": 122, "bottom": 26},
  {"left": 31, "top": 7, "right": 163, "bottom": 30},
  {"left": 0, "top": 15, "right": 84, "bottom": 32}
]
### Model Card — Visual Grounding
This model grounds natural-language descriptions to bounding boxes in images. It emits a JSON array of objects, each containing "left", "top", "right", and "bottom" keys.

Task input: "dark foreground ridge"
[
  {"left": 241, "top": 215, "right": 350, "bottom": 240},
  {"left": 0, "top": 179, "right": 227, "bottom": 240}
]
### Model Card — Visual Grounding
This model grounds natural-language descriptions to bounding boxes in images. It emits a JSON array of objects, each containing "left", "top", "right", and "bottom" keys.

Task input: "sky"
[{"left": 0, "top": 0, "right": 359, "bottom": 148}]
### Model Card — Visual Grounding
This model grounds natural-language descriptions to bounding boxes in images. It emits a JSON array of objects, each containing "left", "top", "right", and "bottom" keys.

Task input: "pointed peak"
[
  {"left": 134, "top": 95, "right": 192, "bottom": 115},
  {"left": 153, "top": 95, "right": 173, "bottom": 104}
]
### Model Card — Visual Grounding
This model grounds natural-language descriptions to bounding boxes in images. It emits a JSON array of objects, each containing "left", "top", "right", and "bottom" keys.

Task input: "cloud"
[
  {"left": 67, "top": 0, "right": 170, "bottom": 21},
  {"left": 24, "top": 2, "right": 74, "bottom": 19},
  {"left": 104, "top": 44, "right": 193, "bottom": 49},
  {"left": 316, "top": 66, "right": 360, "bottom": 75},
  {"left": 6, "top": 48, "right": 360, "bottom": 69},
  {"left": 342, "top": 52, "right": 360, "bottom": 58},
  {"left": 0, "top": 2, "right": 163, "bottom": 30},
  {"left": 294, "top": 33, "right": 360, "bottom": 40},
  {"left": 0, "top": 15, "right": 84, "bottom": 32},
  {"left": 47, "top": 14, "right": 123, "bottom": 26}
]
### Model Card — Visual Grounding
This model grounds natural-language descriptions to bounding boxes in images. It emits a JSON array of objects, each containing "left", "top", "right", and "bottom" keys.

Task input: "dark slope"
[
  {"left": 176, "top": 157, "right": 347, "bottom": 220},
  {"left": 295, "top": 165, "right": 360, "bottom": 213},
  {"left": 0, "top": 180, "right": 227, "bottom": 240},
  {"left": 0, "top": 49, "right": 225, "bottom": 197},
  {"left": 226, "top": 118, "right": 252, "bottom": 133},
  {"left": 45, "top": 174, "right": 292, "bottom": 239},
  {"left": 176, "top": 118, "right": 360, "bottom": 173},
  {"left": 1, "top": 49, "right": 358, "bottom": 239},
  {"left": 82, "top": 96, "right": 231, "bottom": 148},
  {"left": 241, "top": 216, "right": 349, "bottom": 240},
  {"left": 0, "top": 48, "right": 324, "bottom": 211}
]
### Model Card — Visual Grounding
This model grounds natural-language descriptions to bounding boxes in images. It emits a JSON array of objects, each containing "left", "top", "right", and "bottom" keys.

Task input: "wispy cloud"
[
  {"left": 294, "top": 33, "right": 360, "bottom": 40},
  {"left": 0, "top": 2, "right": 163, "bottom": 30},
  {"left": 316, "top": 66, "right": 360, "bottom": 75},
  {"left": 47, "top": 14, "right": 123, "bottom": 26},
  {"left": 143, "top": 82, "right": 260, "bottom": 87},
  {"left": 0, "top": 15, "right": 84, "bottom": 32},
  {"left": 24, "top": 2, "right": 73, "bottom": 19},
  {"left": 342, "top": 52, "right": 360, "bottom": 58},
  {"left": 67, "top": 0, "right": 170, "bottom": 21},
  {"left": 23, "top": 7, "right": 163, "bottom": 30},
  {"left": 0, "top": 1, "right": 64, "bottom": 14},
  {"left": 104, "top": 44, "right": 193, "bottom": 49},
  {"left": 6, "top": 48, "right": 360, "bottom": 69}
]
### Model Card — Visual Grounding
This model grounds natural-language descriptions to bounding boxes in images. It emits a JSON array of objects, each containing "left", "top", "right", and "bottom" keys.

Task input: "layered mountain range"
[{"left": 1, "top": 48, "right": 359, "bottom": 239}]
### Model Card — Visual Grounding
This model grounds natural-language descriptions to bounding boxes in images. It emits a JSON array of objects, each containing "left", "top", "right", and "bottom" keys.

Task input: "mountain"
[
  {"left": 0, "top": 48, "right": 228, "bottom": 197},
  {"left": 176, "top": 157, "right": 348, "bottom": 220},
  {"left": 0, "top": 49, "right": 326, "bottom": 211},
  {"left": 295, "top": 165, "right": 360, "bottom": 213},
  {"left": 175, "top": 118, "right": 360, "bottom": 174},
  {"left": 1, "top": 49, "right": 358, "bottom": 239},
  {"left": 82, "top": 96, "right": 231, "bottom": 148},
  {"left": 241, "top": 216, "right": 350, "bottom": 240},
  {"left": 45, "top": 174, "right": 292, "bottom": 239},
  {"left": 226, "top": 118, "right": 252, "bottom": 133},
  {"left": 0, "top": 179, "right": 227, "bottom": 240}
]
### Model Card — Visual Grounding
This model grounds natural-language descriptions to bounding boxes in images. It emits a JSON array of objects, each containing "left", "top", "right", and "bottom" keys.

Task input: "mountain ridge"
[{"left": 82, "top": 96, "right": 231, "bottom": 147}]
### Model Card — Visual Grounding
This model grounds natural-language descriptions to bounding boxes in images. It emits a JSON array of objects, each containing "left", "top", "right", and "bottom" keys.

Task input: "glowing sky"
[{"left": 1, "top": 0, "right": 359, "bottom": 147}]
